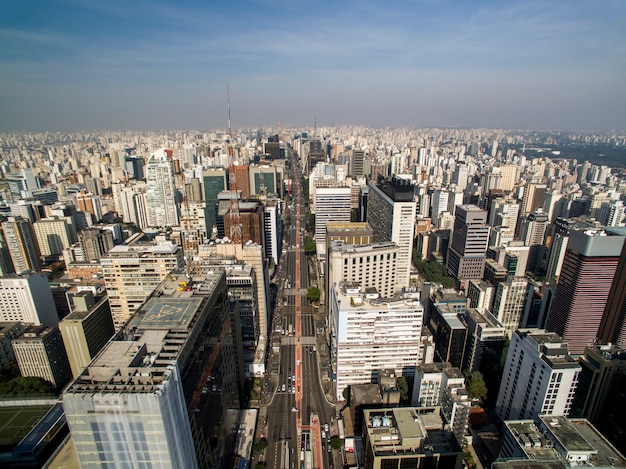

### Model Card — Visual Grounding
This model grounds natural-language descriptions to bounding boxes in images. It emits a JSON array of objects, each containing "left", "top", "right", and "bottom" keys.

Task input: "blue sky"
[{"left": 1, "top": 0, "right": 625, "bottom": 131}]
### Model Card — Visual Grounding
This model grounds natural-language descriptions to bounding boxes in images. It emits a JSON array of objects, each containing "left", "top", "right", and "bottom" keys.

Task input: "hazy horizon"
[{"left": 2, "top": 0, "right": 625, "bottom": 132}]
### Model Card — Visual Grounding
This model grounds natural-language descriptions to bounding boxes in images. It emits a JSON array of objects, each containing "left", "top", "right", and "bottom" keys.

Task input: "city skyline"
[{"left": 2, "top": 0, "right": 625, "bottom": 132}]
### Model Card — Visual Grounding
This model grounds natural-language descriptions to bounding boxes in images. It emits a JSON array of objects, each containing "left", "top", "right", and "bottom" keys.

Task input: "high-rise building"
[
  {"left": 367, "top": 176, "right": 416, "bottom": 289},
  {"left": 428, "top": 304, "right": 467, "bottom": 369},
  {"left": 597, "top": 200, "right": 625, "bottom": 227},
  {"left": 32, "top": 217, "right": 73, "bottom": 259},
  {"left": 314, "top": 186, "right": 352, "bottom": 254},
  {"left": 518, "top": 183, "right": 547, "bottom": 224},
  {"left": 63, "top": 267, "right": 244, "bottom": 468},
  {"left": 145, "top": 148, "right": 179, "bottom": 228},
  {"left": 546, "top": 229, "right": 625, "bottom": 355},
  {"left": 0, "top": 272, "right": 58, "bottom": 326},
  {"left": 351, "top": 149, "right": 365, "bottom": 177},
  {"left": 101, "top": 238, "right": 185, "bottom": 327},
  {"left": 462, "top": 308, "right": 506, "bottom": 374},
  {"left": 446, "top": 205, "right": 490, "bottom": 284},
  {"left": 1, "top": 216, "right": 41, "bottom": 273},
  {"left": 545, "top": 217, "right": 576, "bottom": 283},
  {"left": 12, "top": 325, "right": 71, "bottom": 389},
  {"left": 597, "top": 238, "right": 626, "bottom": 346},
  {"left": 76, "top": 190, "right": 103, "bottom": 224},
  {"left": 495, "top": 329, "right": 580, "bottom": 422},
  {"left": 329, "top": 283, "right": 423, "bottom": 400},
  {"left": 231, "top": 164, "right": 250, "bottom": 199},
  {"left": 491, "top": 276, "right": 530, "bottom": 336},
  {"left": 518, "top": 209, "right": 549, "bottom": 273},
  {"left": 327, "top": 241, "right": 403, "bottom": 300},
  {"left": 0, "top": 322, "right": 27, "bottom": 369},
  {"left": 78, "top": 227, "right": 115, "bottom": 262},
  {"left": 571, "top": 343, "right": 626, "bottom": 455},
  {"left": 263, "top": 199, "right": 281, "bottom": 265},
  {"left": 59, "top": 290, "right": 115, "bottom": 378}
]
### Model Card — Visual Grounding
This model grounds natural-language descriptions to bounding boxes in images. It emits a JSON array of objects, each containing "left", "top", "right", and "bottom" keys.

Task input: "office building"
[
  {"left": 411, "top": 362, "right": 446, "bottom": 407},
  {"left": 145, "top": 148, "right": 179, "bottom": 228},
  {"left": 101, "top": 238, "right": 185, "bottom": 327},
  {"left": 495, "top": 329, "right": 580, "bottom": 422},
  {"left": 327, "top": 241, "right": 403, "bottom": 301},
  {"left": 329, "top": 283, "right": 423, "bottom": 401},
  {"left": 314, "top": 186, "right": 352, "bottom": 253},
  {"left": 518, "top": 209, "right": 549, "bottom": 272},
  {"left": 545, "top": 217, "right": 576, "bottom": 283},
  {"left": 491, "top": 276, "right": 531, "bottom": 336},
  {"left": 488, "top": 242, "right": 530, "bottom": 277},
  {"left": 446, "top": 205, "right": 490, "bottom": 284},
  {"left": 76, "top": 190, "right": 103, "bottom": 224},
  {"left": 546, "top": 229, "right": 625, "bottom": 355},
  {"left": 201, "top": 167, "right": 228, "bottom": 235},
  {"left": 467, "top": 279, "right": 494, "bottom": 311},
  {"left": 462, "top": 308, "right": 507, "bottom": 374},
  {"left": 361, "top": 407, "right": 463, "bottom": 469},
  {"left": 0, "top": 272, "right": 58, "bottom": 326},
  {"left": 428, "top": 304, "right": 467, "bottom": 369},
  {"left": 231, "top": 164, "right": 250, "bottom": 199},
  {"left": 597, "top": 200, "right": 625, "bottom": 227},
  {"left": 78, "top": 226, "right": 115, "bottom": 262},
  {"left": 263, "top": 199, "right": 282, "bottom": 265},
  {"left": 1, "top": 216, "right": 41, "bottom": 273},
  {"left": 0, "top": 322, "right": 27, "bottom": 369},
  {"left": 367, "top": 175, "right": 416, "bottom": 289},
  {"left": 598, "top": 238, "right": 626, "bottom": 346},
  {"left": 32, "top": 217, "right": 73, "bottom": 259},
  {"left": 63, "top": 267, "right": 244, "bottom": 468},
  {"left": 12, "top": 325, "right": 71, "bottom": 389},
  {"left": 249, "top": 164, "right": 282, "bottom": 197},
  {"left": 351, "top": 149, "right": 365, "bottom": 177},
  {"left": 59, "top": 291, "right": 115, "bottom": 378}
]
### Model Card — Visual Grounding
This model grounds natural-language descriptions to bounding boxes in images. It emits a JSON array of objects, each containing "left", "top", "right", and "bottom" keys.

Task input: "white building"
[
  {"left": 327, "top": 241, "right": 403, "bottom": 299},
  {"left": 597, "top": 200, "right": 625, "bottom": 227},
  {"left": 495, "top": 329, "right": 581, "bottom": 422},
  {"left": 33, "top": 217, "right": 73, "bottom": 257},
  {"left": 367, "top": 176, "right": 416, "bottom": 289},
  {"left": 101, "top": 238, "right": 184, "bottom": 327},
  {"left": 411, "top": 362, "right": 444, "bottom": 407},
  {"left": 0, "top": 272, "right": 58, "bottom": 326},
  {"left": 314, "top": 186, "right": 352, "bottom": 254},
  {"left": 330, "top": 282, "right": 423, "bottom": 401},
  {"left": 145, "top": 148, "right": 179, "bottom": 228},
  {"left": 491, "top": 277, "right": 531, "bottom": 336}
]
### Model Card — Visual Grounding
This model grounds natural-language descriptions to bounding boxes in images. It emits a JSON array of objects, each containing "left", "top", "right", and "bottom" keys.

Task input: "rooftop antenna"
[{"left": 226, "top": 82, "right": 242, "bottom": 245}]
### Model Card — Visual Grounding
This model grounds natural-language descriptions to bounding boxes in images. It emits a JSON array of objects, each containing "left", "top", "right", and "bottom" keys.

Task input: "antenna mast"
[{"left": 226, "top": 82, "right": 242, "bottom": 245}]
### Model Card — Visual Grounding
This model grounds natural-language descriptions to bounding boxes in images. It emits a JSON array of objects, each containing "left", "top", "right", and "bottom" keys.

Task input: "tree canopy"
[
  {"left": 306, "top": 287, "right": 321, "bottom": 303},
  {"left": 303, "top": 236, "right": 316, "bottom": 255},
  {"left": 412, "top": 254, "right": 456, "bottom": 288},
  {"left": 464, "top": 371, "right": 488, "bottom": 401},
  {"left": 0, "top": 376, "right": 55, "bottom": 396}
]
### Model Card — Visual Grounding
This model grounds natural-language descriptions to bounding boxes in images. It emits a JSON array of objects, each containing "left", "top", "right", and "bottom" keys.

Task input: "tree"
[
  {"left": 464, "top": 371, "right": 488, "bottom": 401},
  {"left": 342, "top": 385, "right": 351, "bottom": 404},
  {"left": 396, "top": 376, "right": 410, "bottom": 403},
  {"left": 303, "top": 236, "right": 316, "bottom": 255},
  {"left": 330, "top": 436, "right": 343, "bottom": 450},
  {"left": 253, "top": 438, "right": 268, "bottom": 453},
  {"left": 306, "top": 287, "right": 321, "bottom": 303}
]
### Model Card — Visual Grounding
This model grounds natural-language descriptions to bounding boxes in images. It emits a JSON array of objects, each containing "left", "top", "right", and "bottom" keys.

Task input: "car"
[
  {"left": 324, "top": 423, "right": 329, "bottom": 432},
  {"left": 282, "top": 384, "right": 286, "bottom": 392}
]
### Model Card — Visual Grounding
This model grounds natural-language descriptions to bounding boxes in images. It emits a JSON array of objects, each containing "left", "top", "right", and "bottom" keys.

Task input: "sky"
[{"left": 1, "top": 0, "right": 625, "bottom": 132}]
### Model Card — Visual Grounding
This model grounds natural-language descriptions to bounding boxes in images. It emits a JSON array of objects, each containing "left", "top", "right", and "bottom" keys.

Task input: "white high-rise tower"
[{"left": 145, "top": 149, "right": 179, "bottom": 228}]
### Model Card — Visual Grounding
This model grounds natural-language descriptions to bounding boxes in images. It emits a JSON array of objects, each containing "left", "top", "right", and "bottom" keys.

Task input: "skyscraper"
[
  {"left": 101, "top": 238, "right": 185, "bottom": 327},
  {"left": 546, "top": 229, "right": 625, "bottom": 355},
  {"left": 202, "top": 167, "right": 228, "bottom": 236},
  {"left": 1, "top": 216, "right": 41, "bottom": 273},
  {"left": 545, "top": 217, "right": 576, "bottom": 284},
  {"left": 63, "top": 267, "right": 244, "bottom": 468},
  {"left": 314, "top": 186, "right": 352, "bottom": 252},
  {"left": 145, "top": 148, "right": 179, "bottom": 228},
  {"left": 491, "top": 276, "right": 531, "bottom": 336},
  {"left": 518, "top": 209, "right": 549, "bottom": 273},
  {"left": 495, "top": 329, "right": 580, "bottom": 422},
  {"left": 0, "top": 271, "right": 58, "bottom": 326},
  {"left": 597, "top": 238, "right": 626, "bottom": 346},
  {"left": 446, "top": 204, "right": 490, "bottom": 284},
  {"left": 367, "top": 175, "right": 416, "bottom": 289}
]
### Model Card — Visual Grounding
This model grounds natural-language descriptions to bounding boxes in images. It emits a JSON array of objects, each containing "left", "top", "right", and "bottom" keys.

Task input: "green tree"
[
  {"left": 342, "top": 386, "right": 351, "bottom": 404},
  {"left": 464, "top": 371, "right": 488, "bottom": 401},
  {"left": 396, "top": 376, "right": 410, "bottom": 403},
  {"left": 330, "top": 436, "right": 343, "bottom": 450},
  {"left": 303, "top": 236, "right": 316, "bottom": 255},
  {"left": 253, "top": 438, "right": 268, "bottom": 453},
  {"left": 0, "top": 376, "right": 55, "bottom": 396},
  {"left": 254, "top": 463, "right": 266, "bottom": 469},
  {"left": 306, "top": 287, "right": 321, "bottom": 303}
]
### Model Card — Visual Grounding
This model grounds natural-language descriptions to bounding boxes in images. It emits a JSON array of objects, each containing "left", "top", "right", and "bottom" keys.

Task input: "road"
[{"left": 262, "top": 144, "right": 336, "bottom": 469}]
